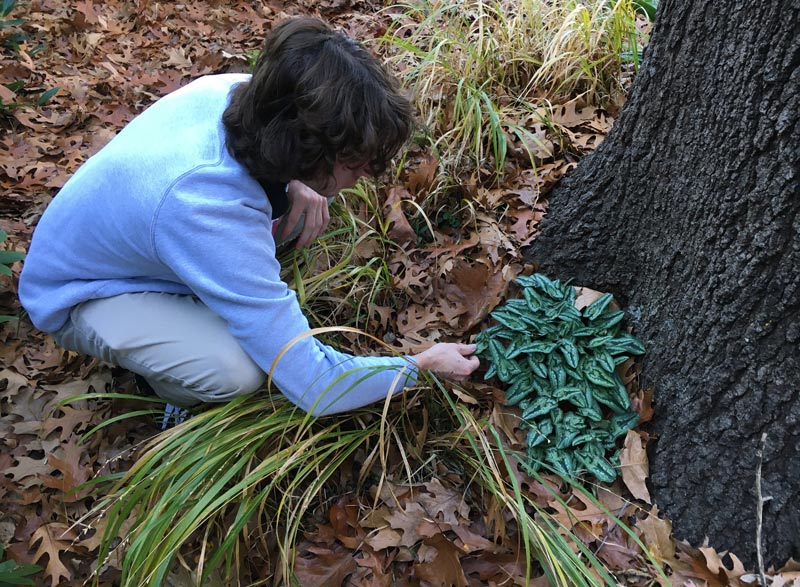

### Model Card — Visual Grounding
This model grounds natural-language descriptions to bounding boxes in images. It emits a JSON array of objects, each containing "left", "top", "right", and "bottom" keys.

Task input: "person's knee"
[
  {"left": 145, "top": 352, "right": 265, "bottom": 407},
  {"left": 201, "top": 350, "right": 266, "bottom": 401}
]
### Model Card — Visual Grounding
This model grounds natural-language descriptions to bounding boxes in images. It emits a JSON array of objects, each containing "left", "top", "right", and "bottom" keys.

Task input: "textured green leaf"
[
  {"left": 577, "top": 405, "right": 603, "bottom": 423},
  {"left": 587, "top": 456, "right": 616, "bottom": 484},
  {"left": 584, "top": 367, "right": 616, "bottom": 388},
  {"left": 593, "top": 386, "right": 627, "bottom": 413},
  {"left": 593, "top": 349, "right": 617, "bottom": 373},
  {"left": 592, "top": 309, "right": 626, "bottom": 330},
  {"left": 607, "top": 333, "right": 646, "bottom": 355},
  {"left": 570, "top": 433, "right": 595, "bottom": 447},
  {"left": 526, "top": 418, "right": 553, "bottom": 447},
  {"left": 546, "top": 447, "right": 576, "bottom": 478},
  {"left": 553, "top": 385, "right": 582, "bottom": 403},
  {"left": 558, "top": 339, "right": 579, "bottom": 368},
  {"left": 491, "top": 310, "right": 527, "bottom": 332},
  {"left": 609, "top": 374, "right": 631, "bottom": 411},
  {"left": 571, "top": 326, "right": 597, "bottom": 337},
  {"left": 521, "top": 285, "right": 544, "bottom": 308},
  {"left": 505, "top": 384, "right": 529, "bottom": 406},
  {"left": 505, "top": 298, "right": 528, "bottom": 311},
  {"left": 517, "top": 340, "right": 557, "bottom": 355},
  {"left": 586, "top": 334, "right": 614, "bottom": 349},
  {"left": 530, "top": 274, "right": 562, "bottom": 298},
  {"left": 522, "top": 397, "right": 558, "bottom": 420},
  {"left": 526, "top": 354, "right": 548, "bottom": 379},
  {"left": 474, "top": 333, "right": 490, "bottom": 356},
  {"left": 559, "top": 304, "right": 583, "bottom": 323},
  {"left": 472, "top": 274, "right": 643, "bottom": 484},
  {"left": 514, "top": 274, "right": 538, "bottom": 288},
  {"left": 610, "top": 411, "right": 639, "bottom": 436},
  {"left": 583, "top": 293, "right": 614, "bottom": 320},
  {"left": 563, "top": 412, "right": 585, "bottom": 431},
  {"left": 483, "top": 363, "right": 497, "bottom": 380},
  {"left": 555, "top": 428, "right": 579, "bottom": 450}
]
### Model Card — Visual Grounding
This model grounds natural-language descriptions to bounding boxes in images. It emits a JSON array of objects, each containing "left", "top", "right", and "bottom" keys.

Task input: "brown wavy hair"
[{"left": 223, "top": 17, "right": 413, "bottom": 185}]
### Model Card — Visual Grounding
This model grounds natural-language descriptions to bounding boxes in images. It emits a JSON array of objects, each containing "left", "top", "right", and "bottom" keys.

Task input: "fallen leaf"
[
  {"left": 700, "top": 546, "right": 749, "bottom": 583},
  {"left": 0, "top": 83, "right": 16, "bottom": 103},
  {"left": 353, "top": 547, "right": 393, "bottom": 587},
  {"left": 30, "top": 523, "right": 74, "bottom": 587},
  {"left": 637, "top": 506, "right": 676, "bottom": 562},
  {"left": 5, "top": 455, "right": 54, "bottom": 488},
  {"left": 40, "top": 406, "right": 96, "bottom": 442},
  {"left": 406, "top": 151, "right": 438, "bottom": 195},
  {"left": 508, "top": 186, "right": 539, "bottom": 208},
  {"left": 449, "top": 523, "right": 504, "bottom": 554},
  {"left": 293, "top": 545, "right": 357, "bottom": 587},
  {"left": 549, "top": 97, "right": 597, "bottom": 129},
  {"left": 383, "top": 187, "right": 417, "bottom": 245},
  {"left": 0, "top": 368, "right": 32, "bottom": 398},
  {"left": 443, "top": 258, "right": 515, "bottom": 333},
  {"left": 413, "top": 534, "right": 469, "bottom": 587},
  {"left": 672, "top": 540, "right": 730, "bottom": 587},
  {"left": 419, "top": 478, "right": 470, "bottom": 525},
  {"left": 574, "top": 286, "right": 614, "bottom": 311},
  {"left": 508, "top": 207, "right": 541, "bottom": 244},
  {"left": 550, "top": 485, "right": 615, "bottom": 530},
  {"left": 384, "top": 502, "right": 429, "bottom": 547},
  {"left": 632, "top": 387, "right": 656, "bottom": 424},
  {"left": 593, "top": 523, "right": 641, "bottom": 569},
  {"left": 41, "top": 440, "right": 92, "bottom": 500},
  {"left": 164, "top": 46, "right": 193, "bottom": 69},
  {"left": 619, "top": 430, "right": 651, "bottom": 503},
  {"left": 771, "top": 576, "right": 800, "bottom": 587},
  {"left": 365, "top": 527, "right": 403, "bottom": 551}
]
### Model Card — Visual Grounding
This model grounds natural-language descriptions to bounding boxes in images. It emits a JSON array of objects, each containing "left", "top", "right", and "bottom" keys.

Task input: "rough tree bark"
[{"left": 525, "top": 0, "right": 799, "bottom": 567}]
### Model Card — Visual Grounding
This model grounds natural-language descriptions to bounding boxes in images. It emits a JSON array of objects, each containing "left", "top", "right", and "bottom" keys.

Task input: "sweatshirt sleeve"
[{"left": 152, "top": 168, "right": 418, "bottom": 416}]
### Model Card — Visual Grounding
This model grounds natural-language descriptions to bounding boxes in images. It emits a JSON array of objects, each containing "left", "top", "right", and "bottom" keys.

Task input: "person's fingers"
[
  {"left": 322, "top": 200, "right": 331, "bottom": 228},
  {"left": 296, "top": 217, "right": 312, "bottom": 249},
  {"left": 279, "top": 206, "right": 303, "bottom": 241},
  {"left": 313, "top": 204, "right": 325, "bottom": 240},
  {"left": 453, "top": 355, "right": 479, "bottom": 378},
  {"left": 457, "top": 343, "right": 477, "bottom": 356},
  {"left": 435, "top": 352, "right": 480, "bottom": 382},
  {"left": 297, "top": 204, "right": 324, "bottom": 249}
]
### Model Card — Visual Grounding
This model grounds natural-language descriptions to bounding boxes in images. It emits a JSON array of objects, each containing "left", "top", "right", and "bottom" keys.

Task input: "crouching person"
[{"left": 19, "top": 17, "right": 479, "bottom": 416}]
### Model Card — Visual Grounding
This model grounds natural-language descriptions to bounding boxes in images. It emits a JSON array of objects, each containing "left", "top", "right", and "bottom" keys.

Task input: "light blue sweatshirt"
[{"left": 19, "top": 74, "right": 416, "bottom": 415}]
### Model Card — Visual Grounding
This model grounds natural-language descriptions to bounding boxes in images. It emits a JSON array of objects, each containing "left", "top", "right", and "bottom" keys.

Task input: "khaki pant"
[{"left": 53, "top": 292, "right": 266, "bottom": 408}]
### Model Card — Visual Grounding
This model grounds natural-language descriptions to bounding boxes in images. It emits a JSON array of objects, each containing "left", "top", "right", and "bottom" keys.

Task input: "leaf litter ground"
[{"left": 1, "top": 1, "right": 798, "bottom": 586}]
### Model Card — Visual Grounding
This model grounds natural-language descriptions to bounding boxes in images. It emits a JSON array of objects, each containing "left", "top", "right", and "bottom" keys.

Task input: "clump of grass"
[
  {"left": 83, "top": 392, "right": 385, "bottom": 585},
  {"left": 79, "top": 372, "right": 662, "bottom": 586},
  {"left": 380, "top": 0, "right": 640, "bottom": 180}
]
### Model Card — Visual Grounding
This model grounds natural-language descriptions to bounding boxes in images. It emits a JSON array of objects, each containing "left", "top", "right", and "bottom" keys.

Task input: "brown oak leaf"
[{"left": 30, "top": 523, "right": 74, "bottom": 587}]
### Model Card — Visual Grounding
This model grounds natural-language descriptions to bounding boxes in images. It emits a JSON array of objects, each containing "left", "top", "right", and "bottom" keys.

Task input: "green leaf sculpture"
[{"left": 475, "top": 273, "right": 645, "bottom": 483}]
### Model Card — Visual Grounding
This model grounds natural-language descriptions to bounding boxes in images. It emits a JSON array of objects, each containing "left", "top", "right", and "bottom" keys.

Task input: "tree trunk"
[{"left": 525, "top": 0, "right": 799, "bottom": 567}]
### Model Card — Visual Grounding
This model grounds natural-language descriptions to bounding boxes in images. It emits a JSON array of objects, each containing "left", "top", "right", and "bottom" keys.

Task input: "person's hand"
[
  {"left": 412, "top": 343, "right": 480, "bottom": 382},
  {"left": 277, "top": 180, "right": 331, "bottom": 249}
]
